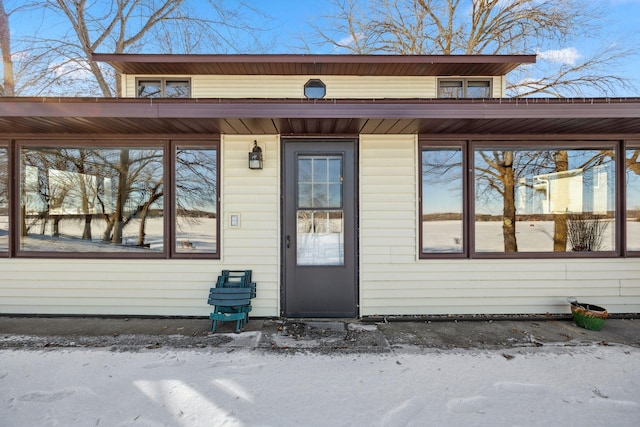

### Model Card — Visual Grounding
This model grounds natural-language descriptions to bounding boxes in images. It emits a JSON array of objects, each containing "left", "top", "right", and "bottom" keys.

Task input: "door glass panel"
[
  {"left": 328, "top": 183, "right": 342, "bottom": 207},
  {"left": 299, "top": 158, "right": 312, "bottom": 182},
  {"left": 298, "top": 156, "right": 343, "bottom": 209},
  {"left": 297, "top": 211, "right": 344, "bottom": 265},
  {"left": 312, "top": 158, "right": 328, "bottom": 182},
  {"left": 313, "top": 183, "right": 326, "bottom": 207},
  {"left": 297, "top": 155, "right": 344, "bottom": 265}
]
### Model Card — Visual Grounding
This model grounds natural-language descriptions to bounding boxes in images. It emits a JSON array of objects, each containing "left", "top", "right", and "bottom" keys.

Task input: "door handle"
[{"left": 286, "top": 235, "right": 290, "bottom": 248}]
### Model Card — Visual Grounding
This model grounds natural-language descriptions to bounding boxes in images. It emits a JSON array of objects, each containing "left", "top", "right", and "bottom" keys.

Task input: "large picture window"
[
  {"left": 474, "top": 145, "right": 615, "bottom": 254},
  {"left": 421, "top": 140, "right": 624, "bottom": 258},
  {"left": 12, "top": 139, "right": 217, "bottom": 258},
  {"left": 21, "top": 146, "right": 164, "bottom": 253}
]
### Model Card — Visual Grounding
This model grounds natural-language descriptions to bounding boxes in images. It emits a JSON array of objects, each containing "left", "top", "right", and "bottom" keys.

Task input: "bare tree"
[
  {"left": 9, "top": 0, "right": 265, "bottom": 97},
  {"left": 311, "top": 0, "right": 637, "bottom": 97},
  {"left": 475, "top": 150, "right": 522, "bottom": 252},
  {"left": 0, "top": 0, "right": 13, "bottom": 96},
  {"left": 311, "top": 0, "right": 633, "bottom": 252},
  {"left": 552, "top": 150, "right": 569, "bottom": 251}
]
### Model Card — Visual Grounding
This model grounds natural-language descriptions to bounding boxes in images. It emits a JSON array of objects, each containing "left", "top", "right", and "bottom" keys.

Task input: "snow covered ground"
[{"left": 1, "top": 345, "right": 639, "bottom": 426}]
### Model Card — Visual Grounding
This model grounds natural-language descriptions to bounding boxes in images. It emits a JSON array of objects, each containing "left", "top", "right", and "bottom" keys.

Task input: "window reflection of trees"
[
  {"left": 21, "top": 147, "right": 164, "bottom": 251},
  {"left": 175, "top": 148, "right": 217, "bottom": 253},
  {"left": 0, "top": 148, "right": 8, "bottom": 251},
  {"left": 626, "top": 148, "right": 640, "bottom": 252},
  {"left": 474, "top": 148, "right": 615, "bottom": 253},
  {"left": 422, "top": 145, "right": 617, "bottom": 254},
  {"left": 421, "top": 148, "right": 464, "bottom": 253}
]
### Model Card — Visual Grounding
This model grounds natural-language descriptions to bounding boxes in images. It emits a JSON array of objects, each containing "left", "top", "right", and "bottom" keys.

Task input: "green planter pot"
[{"left": 570, "top": 302, "right": 608, "bottom": 331}]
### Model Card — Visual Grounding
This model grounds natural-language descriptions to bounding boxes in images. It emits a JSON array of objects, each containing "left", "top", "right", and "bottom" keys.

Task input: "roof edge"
[{"left": 92, "top": 53, "right": 537, "bottom": 65}]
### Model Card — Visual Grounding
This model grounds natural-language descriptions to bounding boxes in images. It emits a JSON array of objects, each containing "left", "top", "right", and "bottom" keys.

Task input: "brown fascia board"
[
  {"left": 91, "top": 53, "right": 537, "bottom": 76},
  {"left": 91, "top": 53, "right": 537, "bottom": 64},
  {"left": 0, "top": 97, "right": 638, "bottom": 120}
]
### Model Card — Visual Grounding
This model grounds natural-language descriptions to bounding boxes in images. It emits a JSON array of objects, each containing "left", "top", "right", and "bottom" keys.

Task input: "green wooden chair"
[{"left": 208, "top": 270, "right": 255, "bottom": 332}]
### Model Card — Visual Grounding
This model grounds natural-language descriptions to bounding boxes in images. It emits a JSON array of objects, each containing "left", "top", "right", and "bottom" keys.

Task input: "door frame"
[{"left": 280, "top": 137, "right": 359, "bottom": 317}]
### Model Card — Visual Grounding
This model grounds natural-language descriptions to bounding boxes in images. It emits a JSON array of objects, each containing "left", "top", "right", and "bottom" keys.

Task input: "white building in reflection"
[{"left": 517, "top": 165, "right": 611, "bottom": 215}]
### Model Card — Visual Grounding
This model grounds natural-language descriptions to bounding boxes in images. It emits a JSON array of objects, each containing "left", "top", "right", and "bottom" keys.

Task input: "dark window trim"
[
  {"left": 135, "top": 77, "right": 191, "bottom": 98},
  {"left": 170, "top": 140, "right": 220, "bottom": 259},
  {"left": 419, "top": 137, "right": 631, "bottom": 259},
  {"left": 624, "top": 139, "right": 640, "bottom": 257},
  {"left": 437, "top": 77, "right": 493, "bottom": 98},
  {"left": 304, "top": 79, "right": 326, "bottom": 99},
  {"left": 0, "top": 140, "right": 8, "bottom": 257},
  {"left": 8, "top": 137, "right": 219, "bottom": 260},
  {"left": 419, "top": 140, "right": 468, "bottom": 259}
]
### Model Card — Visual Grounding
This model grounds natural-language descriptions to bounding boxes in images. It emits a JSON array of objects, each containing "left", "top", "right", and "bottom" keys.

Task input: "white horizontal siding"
[
  {"left": 124, "top": 75, "right": 439, "bottom": 98},
  {"left": 491, "top": 76, "right": 502, "bottom": 97},
  {"left": 123, "top": 74, "right": 508, "bottom": 99},
  {"left": 0, "top": 259, "right": 278, "bottom": 317},
  {"left": 0, "top": 259, "right": 223, "bottom": 316},
  {"left": 220, "top": 135, "right": 280, "bottom": 316},
  {"left": 358, "top": 134, "right": 640, "bottom": 316},
  {"left": 123, "top": 74, "right": 509, "bottom": 98}
]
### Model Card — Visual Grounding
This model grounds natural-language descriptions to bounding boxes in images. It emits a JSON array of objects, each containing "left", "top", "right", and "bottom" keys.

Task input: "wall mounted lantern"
[{"left": 248, "top": 140, "right": 263, "bottom": 170}]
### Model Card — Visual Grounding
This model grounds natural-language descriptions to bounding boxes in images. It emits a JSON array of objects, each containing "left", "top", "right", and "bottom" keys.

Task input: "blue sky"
[
  {"left": 5, "top": 0, "right": 640, "bottom": 96},
  {"left": 260, "top": 0, "right": 640, "bottom": 95}
]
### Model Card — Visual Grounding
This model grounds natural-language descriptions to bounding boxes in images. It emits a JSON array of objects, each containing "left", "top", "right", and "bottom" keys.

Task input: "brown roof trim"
[
  {"left": 92, "top": 53, "right": 536, "bottom": 76},
  {"left": 0, "top": 97, "right": 638, "bottom": 135},
  {"left": 0, "top": 97, "right": 637, "bottom": 119}
]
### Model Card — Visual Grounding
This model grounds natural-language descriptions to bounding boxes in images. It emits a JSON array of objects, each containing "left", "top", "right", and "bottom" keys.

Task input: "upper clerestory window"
[
  {"left": 304, "top": 79, "right": 326, "bottom": 99},
  {"left": 137, "top": 78, "right": 191, "bottom": 98},
  {"left": 438, "top": 79, "right": 491, "bottom": 98}
]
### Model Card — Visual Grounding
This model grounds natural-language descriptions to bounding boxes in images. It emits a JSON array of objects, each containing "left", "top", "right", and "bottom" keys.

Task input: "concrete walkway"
[{"left": 1, "top": 315, "right": 639, "bottom": 353}]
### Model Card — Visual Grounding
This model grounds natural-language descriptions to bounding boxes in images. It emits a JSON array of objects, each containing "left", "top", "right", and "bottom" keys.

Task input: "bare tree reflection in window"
[{"left": 175, "top": 148, "right": 217, "bottom": 253}]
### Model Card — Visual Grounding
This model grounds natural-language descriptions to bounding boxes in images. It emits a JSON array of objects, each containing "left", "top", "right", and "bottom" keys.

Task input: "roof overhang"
[
  {"left": 92, "top": 53, "right": 536, "bottom": 76},
  {"left": 0, "top": 97, "right": 638, "bottom": 136}
]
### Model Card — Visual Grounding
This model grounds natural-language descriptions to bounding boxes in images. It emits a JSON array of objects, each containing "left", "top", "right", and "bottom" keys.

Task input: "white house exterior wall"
[
  {"left": 0, "top": 258, "right": 227, "bottom": 316},
  {"left": 358, "top": 134, "right": 640, "bottom": 315},
  {"left": 123, "top": 75, "right": 506, "bottom": 98},
  {"left": 219, "top": 134, "right": 281, "bottom": 317},
  {"left": 1, "top": 133, "right": 639, "bottom": 316},
  {"left": 0, "top": 135, "right": 281, "bottom": 318}
]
